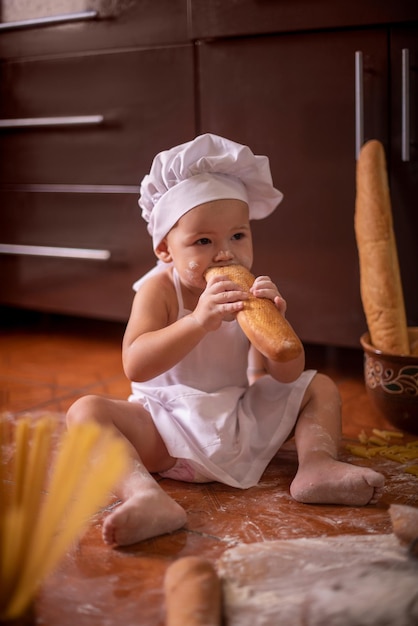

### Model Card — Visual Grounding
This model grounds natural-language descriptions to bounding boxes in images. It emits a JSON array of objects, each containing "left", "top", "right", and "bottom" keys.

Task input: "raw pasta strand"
[
  {"left": 11, "top": 417, "right": 31, "bottom": 506},
  {"left": 13, "top": 422, "right": 103, "bottom": 593},
  {"left": 30, "top": 422, "right": 102, "bottom": 538},
  {"left": 1, "top": 416, "right": 129, "bottom": 621},
  {"left": 16, "top": 426, "right": 127, "bottom": 607},
  {"left": 1, "top": 418, "right": 53, "bottom": 614},
  {"left": 1, "top": 418, "right": 53, "bottom": 610}
]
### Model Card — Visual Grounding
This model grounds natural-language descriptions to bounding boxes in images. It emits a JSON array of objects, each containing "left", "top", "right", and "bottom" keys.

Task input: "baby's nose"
[{"left": 214, "top": 249, "right": 233, "bottom": 261}]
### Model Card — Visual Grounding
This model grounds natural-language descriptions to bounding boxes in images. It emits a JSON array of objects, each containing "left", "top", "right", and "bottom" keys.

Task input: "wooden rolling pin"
[
  {"left": 164, "top": 557, "right": 222, "bottom": 626},
  {"left": 354, "top": 139, "right": 410, "bottom": 355},
  {"left": 205, "top": 265, "right": 303, "bottom": 363}
]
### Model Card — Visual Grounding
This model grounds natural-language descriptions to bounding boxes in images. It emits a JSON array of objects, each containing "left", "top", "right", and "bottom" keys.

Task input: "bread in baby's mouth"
[{"left": 205, "top": 264, "right": 303, "bottom": 362}]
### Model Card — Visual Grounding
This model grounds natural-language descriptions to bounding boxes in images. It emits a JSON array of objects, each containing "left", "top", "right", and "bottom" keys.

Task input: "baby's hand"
[
  {"left": 192, "top": 275, "right": 248, "bottom": 331},
  {"left": 250, "top": 276, "right": 287, "bottom": 316}
]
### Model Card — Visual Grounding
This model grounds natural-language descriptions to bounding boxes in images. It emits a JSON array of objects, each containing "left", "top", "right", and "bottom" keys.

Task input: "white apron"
[{"left": 130, "top": 269, "right": 316, "bottom": 488}]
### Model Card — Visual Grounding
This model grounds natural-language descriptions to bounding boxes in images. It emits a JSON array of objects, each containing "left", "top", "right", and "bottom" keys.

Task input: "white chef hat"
[{"left": 139, "top": 133, "right": 283, "bottom": 249}]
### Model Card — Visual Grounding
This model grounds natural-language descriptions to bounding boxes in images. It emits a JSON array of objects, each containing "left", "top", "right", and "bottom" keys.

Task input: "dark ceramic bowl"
[{"left": 360, "top": 328, "right": 418, "bottom": 435}]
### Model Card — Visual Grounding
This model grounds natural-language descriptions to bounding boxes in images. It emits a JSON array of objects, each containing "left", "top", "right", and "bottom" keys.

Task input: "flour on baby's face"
[{"left": 185, "top": 260, "right": 201, "bottom": 283}]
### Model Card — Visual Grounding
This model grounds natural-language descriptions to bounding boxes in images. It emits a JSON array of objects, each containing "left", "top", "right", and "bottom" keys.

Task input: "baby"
[{"left": 66, "top": 134, "right": 385, "bottom": 547}]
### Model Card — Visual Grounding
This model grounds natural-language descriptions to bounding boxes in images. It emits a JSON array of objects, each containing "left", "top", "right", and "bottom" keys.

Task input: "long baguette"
[
  {"left": 389, "top": 504, "right": 418, "bottom": 556},
  {"left": 164, "top": 557, "right": 222, "bottom": 626},
  {"left": 354, "top": 140, "right": 410, "bottom": 355},
  {"left": 205, "top": 264, "right": 303, "bottom": 362}
]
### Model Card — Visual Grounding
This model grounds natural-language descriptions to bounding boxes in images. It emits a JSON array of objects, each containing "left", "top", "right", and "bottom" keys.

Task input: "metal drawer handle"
[
  {"left": 355, "top": 51, "right": 364, "bottom": 160},
  {"left": 0, "top": 115, "right": 104, "bottom": 129},
  {"left": 0, "top": 243, "right": 111, "bottom": 261},
  {"left": 402, "top": 48, "right": 410, "bottom": 162},
  {"left": 0, "top": 10, "right": 98, "bottom": 32},
  {"left": 1, "top": 183, "right": 140, "bottom": 194}
]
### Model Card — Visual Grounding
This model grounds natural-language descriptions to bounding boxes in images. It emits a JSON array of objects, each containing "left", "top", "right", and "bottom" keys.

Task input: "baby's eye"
[
  {"left": 195, "top": 237, "right": 211, "bottom": 246},
  {"left": 232, "top": 232, "right": 245, "bottom": 241}
]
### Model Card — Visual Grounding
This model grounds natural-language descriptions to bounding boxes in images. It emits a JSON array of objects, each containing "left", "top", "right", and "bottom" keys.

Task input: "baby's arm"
[
  {"left": 123, "top": 270, "right": 247, "bottom": 382},
  {"left": 247, "top": 345, "right": 268, "bottom": 384},
  {"left": 250, "top": 276, "right": 305, "bottom": 383}
]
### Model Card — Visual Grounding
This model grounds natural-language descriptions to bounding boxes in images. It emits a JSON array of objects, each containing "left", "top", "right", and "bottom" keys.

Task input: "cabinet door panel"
[
  {"left": 0, "top": 46, "right": 195, "bottom": 185},
  {"left": 389, "top": 26, "right": 418, "bottom": 327},
  {"left": 199, "top": 29, "right": 387, "bottom": 346},
  {"left": 0, "top": 191, "right": 154, "bottom": 321}
]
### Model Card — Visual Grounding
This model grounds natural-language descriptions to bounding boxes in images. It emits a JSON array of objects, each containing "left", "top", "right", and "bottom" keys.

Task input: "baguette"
[
  {"left": 389, "top": 504, "right": 418, "bottom": 556},
  {"left": 354, "top": 140, "right": 410, "bottom": 355},
  {"left": 164, "top": 557, "right": 222, "bottom": 626},
  {"left": 205, "top": 264, "right": 303, "bottom": 362}
]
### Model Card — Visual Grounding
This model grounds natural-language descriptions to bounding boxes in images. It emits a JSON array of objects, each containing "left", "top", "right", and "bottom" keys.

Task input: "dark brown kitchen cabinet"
[
  {"left": 0, "top": 191, "right": 148, "bottom": 320},
  {"left": 1, "top": 2, "right": 417, "bottom": 343},
  {"left": 197, "top": 25, "right": 417, "bottom": 347},
  {"left": 0, "top": 0, "right": 189, "bottom": 57},
  {"left": 0, "top": 46, "right": 195, "bottom": 185},
  {"left": 0, "top": 5, "right": 195, "bottom": 321},
  {"left": 189, "top": 0, "right": 418, "bottom": 39},
  {"left": 388, "top": 26, "right": 418, "bottom": 339}
]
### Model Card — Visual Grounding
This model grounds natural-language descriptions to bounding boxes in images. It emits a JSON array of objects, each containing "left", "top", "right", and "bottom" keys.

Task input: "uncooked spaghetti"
[{"left": 0, "top": 414, "right": 128, "bottom": 620}]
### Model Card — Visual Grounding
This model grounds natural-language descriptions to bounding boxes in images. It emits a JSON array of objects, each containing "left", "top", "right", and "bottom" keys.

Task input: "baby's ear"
[{"left": 155, "top": 239, "right": 172, "bottom": 263}]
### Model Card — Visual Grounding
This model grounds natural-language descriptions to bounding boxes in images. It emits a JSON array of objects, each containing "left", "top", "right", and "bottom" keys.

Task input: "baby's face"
[{"left": 163, "top": 199, "right": 253, "bottom": 290}]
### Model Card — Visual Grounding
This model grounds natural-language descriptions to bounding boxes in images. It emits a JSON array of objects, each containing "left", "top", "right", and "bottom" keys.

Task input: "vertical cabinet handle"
[
  {"left": 356, "top": 48, "right": 412, "bottom": 163},
  {"left": 401, "top": 48, "right": 410, "bottom": 162},
  {"left": 355, "top": 51, "right": 364, "bottom": 160}
]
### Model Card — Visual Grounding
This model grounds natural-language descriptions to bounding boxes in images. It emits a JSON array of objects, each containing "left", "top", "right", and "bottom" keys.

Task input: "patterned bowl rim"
[{"left": 360, "top": 328, "right": 418, "bottom": 364}]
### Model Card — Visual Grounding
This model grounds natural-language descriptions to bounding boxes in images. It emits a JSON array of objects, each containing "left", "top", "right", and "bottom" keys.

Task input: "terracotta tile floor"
[{"left": 1, "top": 307, "right": 417, "bottom": 625}]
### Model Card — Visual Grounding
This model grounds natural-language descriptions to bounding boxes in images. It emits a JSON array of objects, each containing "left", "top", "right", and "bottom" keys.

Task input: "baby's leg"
[
  {"left": 66, "top": 395, "right": 187, "bottom": 546},
  {"left": 290, "top": 374, "right": 385, "bottom": 506}
]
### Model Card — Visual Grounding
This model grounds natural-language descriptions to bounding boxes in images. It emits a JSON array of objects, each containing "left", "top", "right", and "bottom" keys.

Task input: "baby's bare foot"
[
  {"left": 102, "top": 487, "right": 187, "bottom": 546},
  {"left": 290, "top": 458, "right": 385, "bottom": 506}
]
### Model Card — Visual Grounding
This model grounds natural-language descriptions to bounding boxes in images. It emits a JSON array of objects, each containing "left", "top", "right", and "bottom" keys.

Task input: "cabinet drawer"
[
  {"left": 0, "top": 190, "right": 156, "bottom": 320},
  {"left": 0, "top": 0, "right": 189, "bottom": 58},
  {"left": 189, "top": 0, "right": 418, "bottom": 39},
  {"left": 0, "top": 45, "right": 195, "bottom": 185},
  {"left": 0, "top": 190, "right": 148, "bottom": 258}
]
